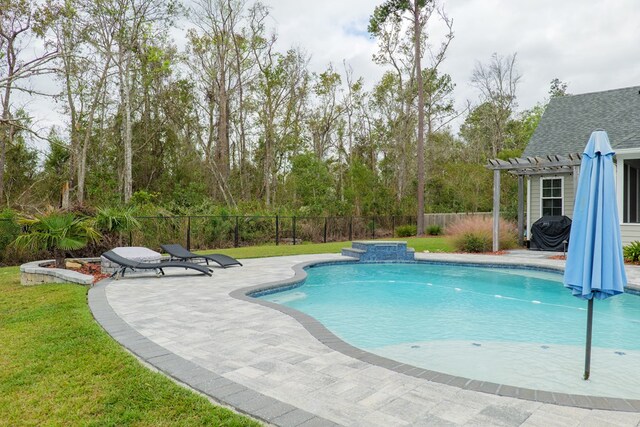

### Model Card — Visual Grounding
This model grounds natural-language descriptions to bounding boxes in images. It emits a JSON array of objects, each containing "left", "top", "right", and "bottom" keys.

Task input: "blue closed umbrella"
[{"left": 564, "top": 129, "right": 627, "bottom": 380}]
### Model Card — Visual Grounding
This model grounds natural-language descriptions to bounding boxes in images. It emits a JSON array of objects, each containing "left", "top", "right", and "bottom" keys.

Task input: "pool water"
[{"left": 259, "top": 262, "right": 640, "bottom": 398}]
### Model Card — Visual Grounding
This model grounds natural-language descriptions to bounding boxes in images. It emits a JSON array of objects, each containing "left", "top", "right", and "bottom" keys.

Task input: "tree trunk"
[
  {"left": 414, "top": 2, "right": 426, "bottom": 236},
  {"left": 77, "top": 139, "right": 88, "bottom": 203},
  {"left": 264, "top": 129, "right": 271, "bottom": 207},
  {"left": 62, "top": 54, "right": 79, "bottom": 205},
  {"left": 0, "top": 43, "right": 15, "bottom": 205},
  {"left": 216, "top": 80, "right": 230, "bottom": 180},
  {"left": 78, "top": 56, "right": 112, "bottom": 204},
  {"left": 0, "top": 129, "right": 7, "bottom": 204},
  {"left": 61, "top": 181, "right": 70, "bottom": 209},
  {"left": 54, "top": 248, "right": 65, "bottom": 269},
  {"left": 119, "top": 50, "right": 133, "bottom": 203},
  {"left": 234, "top": 42, "right": 247, "bottom": 194}
]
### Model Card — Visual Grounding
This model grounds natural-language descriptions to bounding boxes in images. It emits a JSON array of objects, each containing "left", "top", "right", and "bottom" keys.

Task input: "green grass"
[
  {"left": 203, "top": 237, "right": 453, "bottom": 259},
  {"left": 0, "top": 266, "right": 260, "bottom": 426},
  {"left": 0, "top": 237, "right": 452, "bottom": 425}
]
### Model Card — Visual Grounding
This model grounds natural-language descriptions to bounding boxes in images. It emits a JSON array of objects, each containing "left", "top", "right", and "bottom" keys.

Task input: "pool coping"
[{"left": 230, "top": 258, "right": 640, "bottom": 413}]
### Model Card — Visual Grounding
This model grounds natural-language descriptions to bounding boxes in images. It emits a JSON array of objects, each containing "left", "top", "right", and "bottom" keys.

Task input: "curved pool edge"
[{"left": 230, "top": 258, "right": 640, "bottom": 413}]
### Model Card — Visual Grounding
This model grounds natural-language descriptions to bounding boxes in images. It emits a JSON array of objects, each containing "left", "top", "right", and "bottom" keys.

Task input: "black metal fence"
[
  {"left": 0, "top": 215, "right": 416, "bottom": 265},
  {"left": 129, "top": 215, "right": 416, "bottom": 250}
]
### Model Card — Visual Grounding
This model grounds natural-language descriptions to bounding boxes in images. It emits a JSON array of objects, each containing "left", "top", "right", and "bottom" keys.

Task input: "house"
[{"left": 487, "top": 85, "right": 640, "bottom": 248}]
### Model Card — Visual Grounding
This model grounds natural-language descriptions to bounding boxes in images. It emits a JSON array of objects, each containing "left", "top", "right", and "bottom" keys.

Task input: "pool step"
[
  {"left": 341, "top": 248, "right": 366, "bottom": 258},
  {"left": 342, "top": 241, "right": 415, "bottom": 261}
]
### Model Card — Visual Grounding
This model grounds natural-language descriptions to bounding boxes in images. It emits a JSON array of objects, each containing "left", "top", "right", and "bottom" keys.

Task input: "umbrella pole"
[{"left": 584, "top": 298, "right": 594, "bottom": 380}]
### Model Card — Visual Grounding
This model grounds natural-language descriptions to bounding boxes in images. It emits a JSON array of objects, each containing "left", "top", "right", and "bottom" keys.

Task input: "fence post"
[
  {"left": 292, "top": 216, "right": 297, "bottom": 245},
  {"left": 129, "top": 231, "right": 133, "bottom": 246},
  {"left": 234, "top": 216, "right": 239, "bottom": 248},
  {"left": 186, "top": 216, "right": 191, "bottom": 250},
  {"left": 323, "top": 217, "right": 327, "bottom": 243},
  {"left": 349, "top": 217, "right": 353, "bottom": 241},
  {"left": 275, "top": 215, "right": 279, "bottom": 246},
  {"left": 371, "top": 216, "right": 375, "bottom": 239}
]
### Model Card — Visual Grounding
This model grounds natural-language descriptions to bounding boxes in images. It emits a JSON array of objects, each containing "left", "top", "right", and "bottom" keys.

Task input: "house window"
[
  {"left": 541, "top": 178, "right": 563, "bottom": 216},
  {"left": 623, "top": 159, "right": 640, "bottom": 223}
]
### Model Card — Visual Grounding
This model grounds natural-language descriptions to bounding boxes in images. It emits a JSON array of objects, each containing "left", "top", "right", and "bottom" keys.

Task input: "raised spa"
[{"left": 257, "top": 262, "right": 640, "bottom": 399}]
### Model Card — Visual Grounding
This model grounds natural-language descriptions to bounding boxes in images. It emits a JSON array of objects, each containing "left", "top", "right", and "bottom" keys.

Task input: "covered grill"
[{"left": 530, "top": 216, "right": 572, "bottom": 251}]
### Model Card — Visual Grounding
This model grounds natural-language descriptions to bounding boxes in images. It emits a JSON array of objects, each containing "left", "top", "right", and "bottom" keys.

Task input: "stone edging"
[
  {"left": 20, "top": 258, "right": 98, "bottom": 286},
  {"left": 87, "top": 279, "right": 340, "bottom": 427},
  {"left": 230, "top": 258, "right": 640, "bottom": 413}
]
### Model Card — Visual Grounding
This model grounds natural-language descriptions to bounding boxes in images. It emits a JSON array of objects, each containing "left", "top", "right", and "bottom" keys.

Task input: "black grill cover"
[{"left": 530, "top": 216, "right": 571, "bottom": 251}]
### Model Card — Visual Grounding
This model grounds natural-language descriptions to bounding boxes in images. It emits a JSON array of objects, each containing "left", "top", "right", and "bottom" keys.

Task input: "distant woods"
[{"left": 0, "top": 0, "right": 560, "bottom": 219}]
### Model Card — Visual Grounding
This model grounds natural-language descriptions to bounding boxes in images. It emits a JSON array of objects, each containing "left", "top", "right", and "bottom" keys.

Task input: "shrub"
[
  {"left": 396, "top": 225, "right": 417, "bottom": 237},
  {"left": 447, "top": 216, "right": 518, "bottom": 253},
  {"left": 624, "top": 241, "right": 640, "bottom": 262},
  {"left": 0, "top": 209, "right": 22, "bottom": 265},
  {"left": 426, "top": 224, "right": 443, "bottom": 236},
  {"left": 95, "top": 207, "right": 141, "bottom": 234},
  {"left": 199, "top": 215, "right": 235, "bottom": 248},
  {"left": 95, "top": 207, "right": 141, "bottom": 249},
  {"left": 458, "top": 233, "right": 491, "bottom": 253},
  {"left": 0, "top": 209, "right": 20, "bottom": 250},
  {"left": 12, "top": 211, "right": 101, "bottom": 267}
]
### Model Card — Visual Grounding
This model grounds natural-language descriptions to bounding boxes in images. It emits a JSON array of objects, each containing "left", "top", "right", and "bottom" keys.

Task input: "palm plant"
[
  {"left": 12, "top": 212, "right": 101, "bottom": 268},
  {"left": 95, "top": 207, "right": 141, "bottom": 246}
]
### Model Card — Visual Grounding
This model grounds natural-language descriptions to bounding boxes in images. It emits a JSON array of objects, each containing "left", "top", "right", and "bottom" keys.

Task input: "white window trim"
[
  {"left": 617, "top": 153, "right": 640, "bottom": 224},
  {"left": 526, "top": 176, "right": 531, "bottom": 239},
  {"left": 617, "top": 154, "right": 625, "bottom": 224},
  {"left": 539, "top": 176, "right": 564, "bottom": 217}
]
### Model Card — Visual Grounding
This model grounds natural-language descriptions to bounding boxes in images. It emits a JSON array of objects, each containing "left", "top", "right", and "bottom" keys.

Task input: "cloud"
[{"left": 267, "top": 0, "right": 640, "bottom": 115}]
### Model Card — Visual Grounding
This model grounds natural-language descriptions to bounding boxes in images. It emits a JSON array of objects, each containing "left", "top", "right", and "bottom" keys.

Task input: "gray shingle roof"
[{"left": 523, "top": 86, "right": 640, "bottom": 157}]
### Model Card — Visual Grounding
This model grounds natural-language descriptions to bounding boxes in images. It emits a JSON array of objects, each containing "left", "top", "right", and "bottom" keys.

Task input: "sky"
[
  {"left": 263, "top": 0, "right": 640, "bottom": 115},
  {"left": 21, "top": 0, "right": 640, "bottom": 148}
]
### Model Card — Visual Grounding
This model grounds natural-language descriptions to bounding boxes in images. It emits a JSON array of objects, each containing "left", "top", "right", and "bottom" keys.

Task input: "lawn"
[
  {"left": 0, "top": 237, "right": 451, "bottom": 425},
  {"left": 0, "top": 265, "right": 260, "bottom": 426},
  {"left": 202, "top": 236, "right": 453, "bottom": 259}
]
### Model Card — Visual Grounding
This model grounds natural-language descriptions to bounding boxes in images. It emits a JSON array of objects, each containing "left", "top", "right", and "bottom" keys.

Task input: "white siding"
[
  {"left": 564, "top": 176, "right": 575, "bottom": 218},
  {"left": 530, "top": 177, "right": 540, "bottom": 223},
  {"left": 620, "top": 224, "right": 640, "bottom": 246},
  {"left": 528, "top": 173, "right": 574, "bottom": 232}
]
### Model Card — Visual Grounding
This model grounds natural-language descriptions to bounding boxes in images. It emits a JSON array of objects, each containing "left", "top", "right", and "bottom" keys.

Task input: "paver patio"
[{"left": 89, "top": 252, "right": 640, "bottom": 426}]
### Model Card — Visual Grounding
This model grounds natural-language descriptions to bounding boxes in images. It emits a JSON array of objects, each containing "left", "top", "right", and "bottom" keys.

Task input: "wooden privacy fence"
[{"left": 423, "top": 212, "right": 492, "bottom": 230}]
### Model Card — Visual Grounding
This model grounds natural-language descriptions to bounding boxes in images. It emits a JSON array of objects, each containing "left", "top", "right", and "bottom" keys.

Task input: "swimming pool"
[{"left": 257, "top": 262, "right": 640, "bottom": 399}]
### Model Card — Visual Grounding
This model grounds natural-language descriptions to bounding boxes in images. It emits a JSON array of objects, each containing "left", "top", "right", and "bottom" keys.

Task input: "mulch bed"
[
  {"left": 452, "top": 250, "right": 509, "bottom": 255},
  {"left": 44, "top": 261, "right": 110, "bottom": 284},
  {"left": 77, "top": 263, "right": 111, "bottom": 283}
]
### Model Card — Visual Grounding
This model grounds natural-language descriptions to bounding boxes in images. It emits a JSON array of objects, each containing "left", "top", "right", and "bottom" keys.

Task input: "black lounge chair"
[
  {"left": 160, "top": 244, "right": 243, "bottom": 268},
  {"left": 102, "top": 250, "right": 213, "bottom": 278}
]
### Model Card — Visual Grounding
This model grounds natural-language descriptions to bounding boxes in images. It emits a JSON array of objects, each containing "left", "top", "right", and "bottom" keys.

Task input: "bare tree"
[
  {"left": 106, "top": 0, "right": 177, "bottom": 203},
  {"left": 308, "top": 65, "right": 343, "bottom": 160},
  {"left": 0, "top": 0, "right": 58, "bottom": 204},
  {"left": 187, "top": 0, "right": 257, "bottom": 207},
  {"left": 471, "top": 52, "right": 521, "bottom": 157},
  {"left": 253, "top": 45, "right": 309, "bottom": 206},
  {"left": 51, "top": 0, "right": 115, "bottom": 205}
]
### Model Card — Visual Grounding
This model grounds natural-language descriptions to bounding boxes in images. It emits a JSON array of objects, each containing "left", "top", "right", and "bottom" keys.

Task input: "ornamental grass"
[{"left": 447, "top": 216, "right": 518, "bottom": 253}]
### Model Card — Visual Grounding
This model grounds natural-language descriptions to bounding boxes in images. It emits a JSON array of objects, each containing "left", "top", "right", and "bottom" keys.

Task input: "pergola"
[{"left": 486, "top": 153, "right": 583, "bottom": 251}]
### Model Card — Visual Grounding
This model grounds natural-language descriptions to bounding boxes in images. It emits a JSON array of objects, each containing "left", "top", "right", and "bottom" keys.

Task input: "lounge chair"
[
  {"left": 160, "top": 244, "right": 243, "bottom": 268},
  {"left": 102, "top": 250, "right": 213, "bottom": 278}
]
